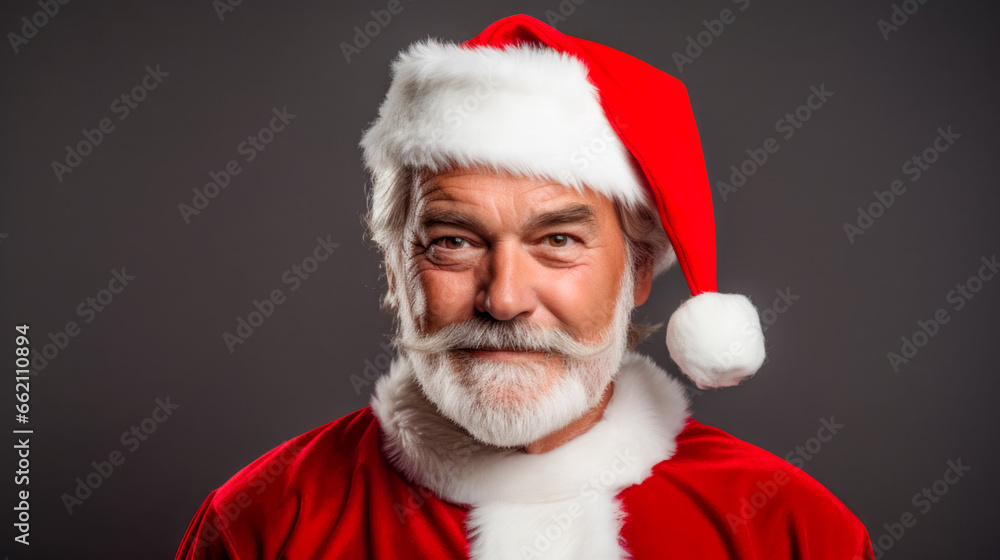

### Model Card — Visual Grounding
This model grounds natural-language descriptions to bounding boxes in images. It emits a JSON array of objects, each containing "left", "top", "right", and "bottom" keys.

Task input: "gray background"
[{"left": 2, "top": 0, "right": 998, "bottom": 558}]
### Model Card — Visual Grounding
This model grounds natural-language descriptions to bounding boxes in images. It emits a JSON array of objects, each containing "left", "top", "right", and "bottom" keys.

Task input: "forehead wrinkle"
[
  {"left": 419, "top": 171, "right": 574, "bottom": 201},
  {"left": 414, "top": 174, "right": 606, "bottom": 236}
]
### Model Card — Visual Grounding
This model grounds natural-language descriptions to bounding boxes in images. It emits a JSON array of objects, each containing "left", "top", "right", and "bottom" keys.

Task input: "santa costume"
[{"left": 175, "top": 14, "right": 874, "bottom": 560}]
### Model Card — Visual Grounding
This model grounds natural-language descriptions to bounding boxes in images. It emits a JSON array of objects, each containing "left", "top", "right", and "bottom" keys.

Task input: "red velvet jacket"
[{"left": 175, "top": 354, "right": 873, "bottom": 559}]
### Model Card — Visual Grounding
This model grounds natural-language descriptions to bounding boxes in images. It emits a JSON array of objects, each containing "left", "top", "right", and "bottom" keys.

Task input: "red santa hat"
[{"left": 360, "top": 14, "right": 766, "bottom": 389}]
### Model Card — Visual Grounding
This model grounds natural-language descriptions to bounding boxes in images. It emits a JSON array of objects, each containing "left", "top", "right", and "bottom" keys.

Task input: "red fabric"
[
  {"left": 464, "top": 15, "right": 718, "bottom": 295},
  {"left": 174, "top": 409, "right": 873, "bottom": 559}
]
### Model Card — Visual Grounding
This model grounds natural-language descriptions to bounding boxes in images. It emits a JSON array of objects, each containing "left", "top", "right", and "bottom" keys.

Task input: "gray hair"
[{"left": 614, "top": 200, "right": 673, "bottom": 350}]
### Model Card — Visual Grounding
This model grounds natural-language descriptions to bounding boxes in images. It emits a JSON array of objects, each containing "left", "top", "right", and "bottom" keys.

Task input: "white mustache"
[{"left": 394, "top": 316, "right": 614, "bottom": 359}]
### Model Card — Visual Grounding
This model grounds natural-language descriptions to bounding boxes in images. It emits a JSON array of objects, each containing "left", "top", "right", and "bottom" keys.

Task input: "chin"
[
  {"left": 453, "top": 350, "right": 558, "bottom": 404},
  {"left": 409, "top": 344, "right": 622, "bottom": 448}
]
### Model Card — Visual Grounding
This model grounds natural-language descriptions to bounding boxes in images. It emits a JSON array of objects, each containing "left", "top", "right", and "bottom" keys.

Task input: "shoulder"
[
  {"left": 175, "top": 407, "right": 383, "bottom": 559},
  {"left": 624, "top": 418, "right": 873, "bottom": 558},
  {"left": 665, "top": 417, "right": 863, "bottom": 519},
  {"left": 211, "top": 406, "right": 379, "bottom": 506}
]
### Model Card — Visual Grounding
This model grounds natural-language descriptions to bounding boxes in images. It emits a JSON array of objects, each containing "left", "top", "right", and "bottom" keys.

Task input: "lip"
[{"left": 458, "top": 347, "right": 544, "bottom": 358}]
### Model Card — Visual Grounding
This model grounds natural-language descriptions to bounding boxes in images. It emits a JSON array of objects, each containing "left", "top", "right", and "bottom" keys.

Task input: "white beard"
[{"left": 394, "top": 260, "right": 636, "bottom": 448}]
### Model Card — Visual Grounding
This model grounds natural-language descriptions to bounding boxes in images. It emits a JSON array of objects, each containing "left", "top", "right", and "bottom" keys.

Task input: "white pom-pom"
[{"left": 665, "top": 292, "right": 766, "bottom": 389}]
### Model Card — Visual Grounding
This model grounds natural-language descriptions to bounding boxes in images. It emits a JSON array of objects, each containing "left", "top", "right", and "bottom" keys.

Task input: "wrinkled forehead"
[
  {"left": 412, "top": 164, "right": 609, "bottom": 207},
  {"left": 407, "top": 166, "right": 616, "bottom": 232}
]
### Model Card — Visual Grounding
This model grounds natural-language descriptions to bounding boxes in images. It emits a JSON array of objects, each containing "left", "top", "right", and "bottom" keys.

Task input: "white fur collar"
[{"left": 370, "top": 351, "right": 691, "bottom": 559}]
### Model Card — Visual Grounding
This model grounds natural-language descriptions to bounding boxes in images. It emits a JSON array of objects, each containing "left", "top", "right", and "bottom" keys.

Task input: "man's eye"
[
  {"left": 432, "top": 236, "right": 468, "bottom": 250},
  {"left": 545, "top": 234, "right": 574, "bottom": 248}
]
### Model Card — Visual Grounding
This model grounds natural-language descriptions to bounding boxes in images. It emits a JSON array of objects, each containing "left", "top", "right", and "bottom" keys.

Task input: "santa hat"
[{"left": 360, "top": 14, "right": 766, "bottom": 389}]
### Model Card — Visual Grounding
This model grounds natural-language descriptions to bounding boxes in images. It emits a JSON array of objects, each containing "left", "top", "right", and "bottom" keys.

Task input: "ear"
[
  {"left": 633, "top": 255, "right": 654, "bottom": 307},
  {"left": 383, "top": 260, "right": 399, "bottom": 309}
]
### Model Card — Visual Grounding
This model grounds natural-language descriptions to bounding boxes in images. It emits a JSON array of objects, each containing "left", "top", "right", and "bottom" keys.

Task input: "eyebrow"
[
  {"left": 418, "top": 203, "right": 599, "bottom": 235},
  {"left": 524, "top": 204, "right": 598, "bottom": 232}
]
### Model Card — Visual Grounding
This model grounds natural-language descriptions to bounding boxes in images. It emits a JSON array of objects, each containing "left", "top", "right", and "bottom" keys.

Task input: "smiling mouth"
[{"left": 457, "top": 347, "right": 544, "bottom": 356}]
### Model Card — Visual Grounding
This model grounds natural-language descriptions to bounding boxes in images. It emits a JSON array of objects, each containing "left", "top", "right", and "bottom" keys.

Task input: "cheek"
[
  {"left": 538, "top": 266, "right": 622, "bottom": 338},
  {"left": 417, "top": 270, "right": 477, "bottom": 328}
]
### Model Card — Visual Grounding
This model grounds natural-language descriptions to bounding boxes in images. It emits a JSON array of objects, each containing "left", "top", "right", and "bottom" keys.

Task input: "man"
[{"left": 175, "top": 14, "right": 874, "bottom": 559}]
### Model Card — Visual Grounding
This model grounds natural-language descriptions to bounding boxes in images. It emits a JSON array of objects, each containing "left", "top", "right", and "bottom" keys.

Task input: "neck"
[{"left": 519, "top": 382, "right": 615, "bottom": 455}]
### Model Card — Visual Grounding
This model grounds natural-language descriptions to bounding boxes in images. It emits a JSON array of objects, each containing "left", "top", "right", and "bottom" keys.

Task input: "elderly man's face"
[{"left": 393, "top": 167, "right": 652, "bottom": 447}]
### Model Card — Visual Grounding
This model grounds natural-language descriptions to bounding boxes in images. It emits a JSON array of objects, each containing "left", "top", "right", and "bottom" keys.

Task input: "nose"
[{"left": 475, "top": 241, "right": 538, "bottom": 321}]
